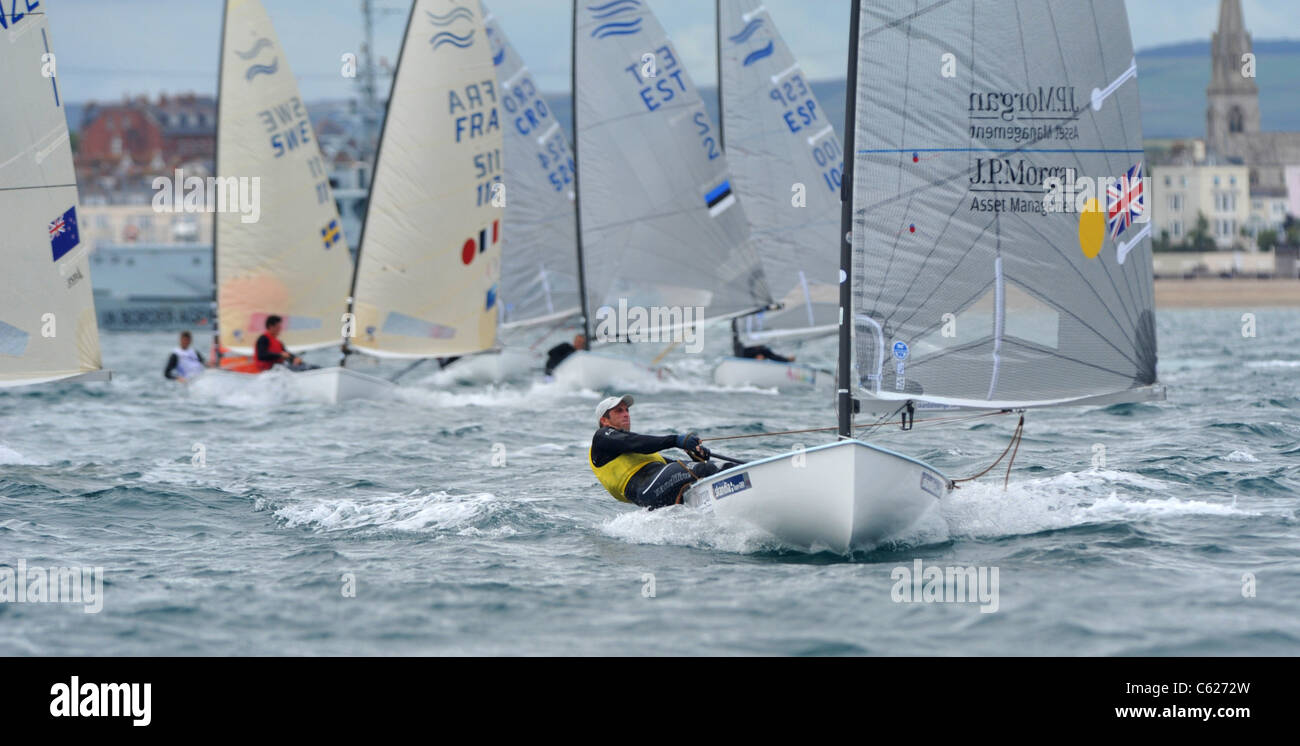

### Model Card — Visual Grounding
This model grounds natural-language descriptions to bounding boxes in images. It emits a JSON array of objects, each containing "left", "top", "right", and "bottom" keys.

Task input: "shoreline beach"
[{"left": 1154, "top": 278, "right": 1300, "bottom": 308}]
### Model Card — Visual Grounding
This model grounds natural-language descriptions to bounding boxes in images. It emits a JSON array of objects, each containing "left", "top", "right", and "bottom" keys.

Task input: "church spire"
[
  {"left": 1218, "top": 0, "right": 1245, "bottom": 34},
  {"left": 1205, "top": 0, "right": 1261, "bottom": 159},
  {"left": 1209, "top": 0, "right": 1257, "bottom": 95}
]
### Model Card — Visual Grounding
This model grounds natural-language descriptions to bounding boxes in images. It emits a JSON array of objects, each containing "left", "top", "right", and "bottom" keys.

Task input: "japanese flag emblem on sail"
[
  {"left": 1107, "top": 162, "right": 1143, "bottom": 240},
  {"left": 461, "top": 219, "right": 500, "bottom": 265}
]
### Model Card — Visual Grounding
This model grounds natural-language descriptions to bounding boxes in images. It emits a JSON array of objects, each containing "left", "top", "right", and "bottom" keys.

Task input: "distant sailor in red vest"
[{"left": 254, "top": 315, "right": 307, "bottom": 372}]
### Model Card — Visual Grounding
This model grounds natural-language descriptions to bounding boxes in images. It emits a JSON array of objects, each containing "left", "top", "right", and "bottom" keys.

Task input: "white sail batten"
[
  {"left": 718, "top": 0, "right": 841, "bottom": 340},
  {"left": 350, "top": 0, "right": 505, "bottom": 359},
  {"left": 482, "top": 3, "right": 582, "bottom": 330},
  {"left": 215, "top": 0, "right": 354, "bottom": 354},
  {"left": 849, "top": 0, "right": 1161, "bottom": 410},
  {"left": 574, "top": 0, "right": 772, "bottom": 327},
  {"left": 0, "top": 9, "right": 107, "bottom": 387}
]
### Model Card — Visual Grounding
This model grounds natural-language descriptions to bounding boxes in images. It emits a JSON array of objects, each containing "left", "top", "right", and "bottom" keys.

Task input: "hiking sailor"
[
  {"left": 254, "top": 315, "right": 315, "bottom": 372},
  {"left": 589, "top": 395, "right": 721, "bottom": 509},
  {"left": 164, "top": 331, "right": 206, "bottom": 382}
]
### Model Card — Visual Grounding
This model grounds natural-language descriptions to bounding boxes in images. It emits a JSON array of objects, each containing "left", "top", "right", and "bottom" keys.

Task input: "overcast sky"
[{"left": 48, "top": 0, "right": 1300, "bottom": 103}]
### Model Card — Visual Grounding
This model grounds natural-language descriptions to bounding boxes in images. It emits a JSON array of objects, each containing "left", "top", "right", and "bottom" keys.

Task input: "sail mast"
[
  {"left": 341, "top": 0, "right": 417, "bottom": 367},
  {"left": 211, "top": 0, "right": 229, "bottom": 367},
  {"left": 570, "top": 0, "right": 592, "bottom": 345},
  {"left": 715, "top": 0, "right": 725, "bottom": 151},
  {"left": 837, "top": 0, "right": 862, "bottom": 439}
]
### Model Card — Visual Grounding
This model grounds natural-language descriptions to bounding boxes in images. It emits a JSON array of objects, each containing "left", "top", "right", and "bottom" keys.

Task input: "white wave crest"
[{"left": 272, "top": 489, "right": 515, "bottom": 536}]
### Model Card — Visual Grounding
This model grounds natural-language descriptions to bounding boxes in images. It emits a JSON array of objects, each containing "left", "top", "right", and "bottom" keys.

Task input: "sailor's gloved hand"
[
  {"left": 689, "top": 445, "right": 711, "bottom": 463},
  {"left": 677, "top": 432, "right": 702, "bottom": 452}
]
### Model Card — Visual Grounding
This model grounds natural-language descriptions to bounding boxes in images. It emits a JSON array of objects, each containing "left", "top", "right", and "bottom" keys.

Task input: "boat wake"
[
  {"left": 264, "top": 489, "right": 522, "bottom": 538},
  {"left": 926, "top": 469, "right": 1263, "bottom": 545},
  {"left": 602, "top": 468, "right": 1267, "bottom": 557},
  {"left": 601, "top": 502, "right": 789, "bottom": 555},
  {"left": 187, "top": 368, "right": 325, "bottom": 407},
  {"left": 0, "top": 443, "right": 42, "bottom": 465},
  {"left": 394, "top": 380, "right": 584, "bottom": 410}
]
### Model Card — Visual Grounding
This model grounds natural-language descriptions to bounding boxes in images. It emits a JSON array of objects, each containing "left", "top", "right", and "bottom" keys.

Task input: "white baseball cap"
[{"left": 595, "top": 394, "right": 634, "bottom": 423}]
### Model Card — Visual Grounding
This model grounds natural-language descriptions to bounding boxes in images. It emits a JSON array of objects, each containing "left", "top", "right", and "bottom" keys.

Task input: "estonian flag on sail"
[{"left": 705, "top": 180, "right": 735, "bottom": 217}]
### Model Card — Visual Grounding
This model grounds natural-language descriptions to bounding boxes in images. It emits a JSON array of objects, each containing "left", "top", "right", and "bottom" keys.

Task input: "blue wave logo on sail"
[
  {"left": 426, "top": 5, "right": 476, "bottom": 51},
  {"left": 426, "top": 6, "right": 474, "bottom": 27},
  {"left": 591, "top": 18, "right": 642, "bottom": 38},
  {"left": 742, "top": 41, "right": 774, "bottom": 66},
  {"left": 727, "top": 18, "right": 764, "bottom": 44},
  {"left": 236, "top": 35, "right": 279, "bottom": 82},
  {"left": 485, "top": 26, "right": 505, "bottom": 65},
  {"left": 430, "top": 30, "right": 475, "bottom": 50},
  {"left": 245, "top": 59, "right": 279, "bottom": 81},
  {"left": 588, "top": 0, "right": 641, "bottom": 19},
  {"left": 234, "top": 38, "right": 273, "bottom": 60}
]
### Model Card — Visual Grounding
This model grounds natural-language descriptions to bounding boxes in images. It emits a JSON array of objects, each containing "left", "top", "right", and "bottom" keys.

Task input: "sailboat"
[
  {"left": 712, "top": 0, "right": 842, "bottom": 390},
  {"left": 684, "top": 0, "right": 1164, "bottom": 554},
  {"left": 207, "top": 0, "right": 391, "bottom": 403},
  {"left": 0, "top": 8, "right": 111, "bottom": 389},
  {"left": 436, "top": 2, "right": 583, "bottom": 384},
  {"left": 341, "top": 0, "right": 506, "bottom": 376},
  {"left": 559, "top": 0, "right": 774, "bottom": 390}
]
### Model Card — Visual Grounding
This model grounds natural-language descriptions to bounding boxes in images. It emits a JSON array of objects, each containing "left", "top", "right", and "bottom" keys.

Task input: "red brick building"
[{"left": 76, "top": 93, "right": 216, "bottom": 199}]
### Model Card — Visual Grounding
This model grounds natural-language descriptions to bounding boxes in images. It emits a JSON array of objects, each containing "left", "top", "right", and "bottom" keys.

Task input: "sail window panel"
[{"left": 1002, "top": 281, "right": 1060, "bottom": 350}]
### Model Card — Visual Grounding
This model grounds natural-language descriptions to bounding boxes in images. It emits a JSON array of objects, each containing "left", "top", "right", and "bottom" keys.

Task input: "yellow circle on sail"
[{"left": 1078, "top": 198, "right": 1105, "bottom": 259}]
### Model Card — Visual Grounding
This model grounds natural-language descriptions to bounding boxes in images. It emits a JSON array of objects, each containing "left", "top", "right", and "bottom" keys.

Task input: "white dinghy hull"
[
  {"left": 205, "top": 367, "right": 394, "bottom": 404},
  {"left": 436, "top": 348, "right": 537, "bottom": 385},
  {"left": 684, "top": 440, "right": 949, "bottom": 554},
  {"left": 713, "top": 357, "right": 827, "bottom": 390},
  {"left": 550, "top": 351, "right": 661, "bottom": 391}
]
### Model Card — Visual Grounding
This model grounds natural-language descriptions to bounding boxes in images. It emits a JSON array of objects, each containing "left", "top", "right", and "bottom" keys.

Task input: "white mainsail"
[
  {"left": 718, "top": 0, "right": 841, "bottom": 341},
  {"left": 215, "top": 0, "right": 354, "bottom": 354},
  {"left": 0, "top": 8, "right": 107, "bottom": 387},
  {"left": 349, "top": 0, "right": 505, "bottom": 358},
  {"left": 574, "top": 0, "right": 772, "bottom": 328},
  {"left": 850, "top": 0, "right": 1161, "bottom": 410},
  {"left": 482, "top": 3, "right": 581, "bottom": 330}
]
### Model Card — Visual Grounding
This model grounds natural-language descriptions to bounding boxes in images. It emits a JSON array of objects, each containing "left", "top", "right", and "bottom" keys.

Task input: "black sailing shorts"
[{"left": 626, "top": 461, "right": 721, "bottom": 510}]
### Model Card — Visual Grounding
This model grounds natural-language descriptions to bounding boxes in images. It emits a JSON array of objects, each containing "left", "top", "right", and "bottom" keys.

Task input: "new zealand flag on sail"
[{"left": 49, "top": 206, "right": 80, "bottom": 261}]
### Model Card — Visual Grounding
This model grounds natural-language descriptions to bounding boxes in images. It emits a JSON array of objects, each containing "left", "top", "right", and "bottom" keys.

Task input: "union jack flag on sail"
[{"left": 1107, "top": 162, "right": 1144, "bottom": 240}]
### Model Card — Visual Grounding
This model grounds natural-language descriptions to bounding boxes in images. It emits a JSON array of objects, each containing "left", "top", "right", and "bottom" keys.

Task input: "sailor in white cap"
[{"left": 588, "top": 394, "right": 720, "bottom": 509}]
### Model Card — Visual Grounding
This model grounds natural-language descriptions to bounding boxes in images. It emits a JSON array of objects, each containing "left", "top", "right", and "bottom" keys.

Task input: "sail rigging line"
[
  {"left": 650, "top": 338, "right": 682, "bottom": 367},
  {"left": 700, "top": 408, "right": 1012, "bottom": 443},
  {"left": 887, "top": 214, "right": 997, "bottom": 334},
  {"left": 950, "top": 413, "right": 1025, "bottom": 490},
  {"left": 526, "top": 313, "right": 580, "bottom": 351}
]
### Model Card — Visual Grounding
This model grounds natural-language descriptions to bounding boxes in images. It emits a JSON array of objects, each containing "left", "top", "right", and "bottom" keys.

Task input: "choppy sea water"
[{"left": 1, "top": 308, "right": 1297, "bottom": 656}]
